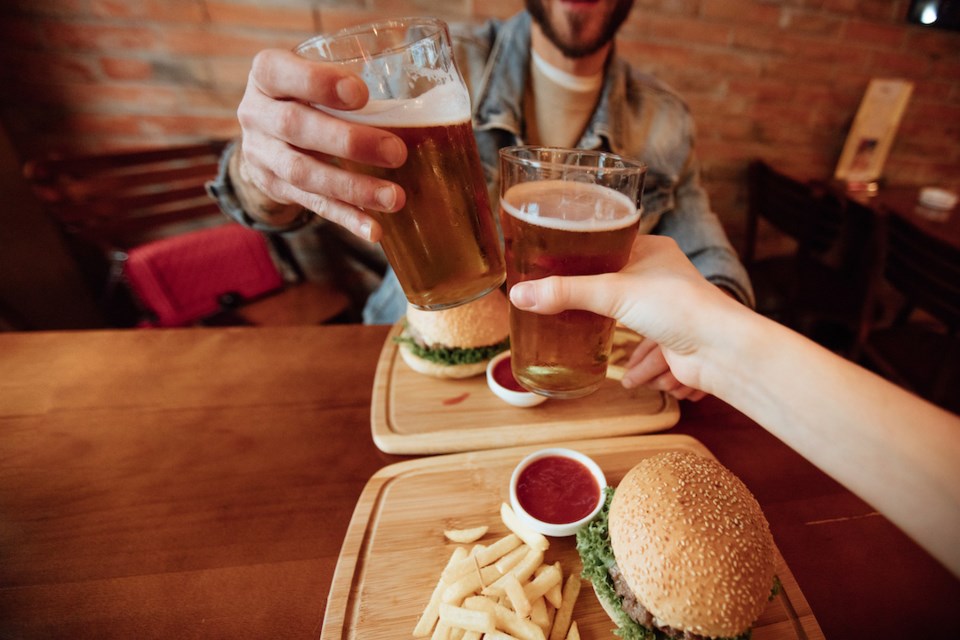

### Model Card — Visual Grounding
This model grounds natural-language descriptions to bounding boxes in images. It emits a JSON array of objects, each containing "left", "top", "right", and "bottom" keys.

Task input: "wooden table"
[
  {"left": 848, "top": 184, "right": 960, "bottom": 250},
  {"left": 1, "top": 325, "right": 957, "bottom": 638}
]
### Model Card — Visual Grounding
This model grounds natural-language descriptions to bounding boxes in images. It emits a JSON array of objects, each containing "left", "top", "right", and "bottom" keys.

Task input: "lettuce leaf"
[
  {"left": 576, "top": 487, "right": 658, "bottom": 640},
  {"left": 393, "top": 333, "right": 509, "bottom": 366}
]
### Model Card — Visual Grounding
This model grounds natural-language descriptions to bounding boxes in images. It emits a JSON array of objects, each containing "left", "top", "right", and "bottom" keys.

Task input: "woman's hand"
[{"left": 508, "top": 235, "right": 744, "bottom": 398}]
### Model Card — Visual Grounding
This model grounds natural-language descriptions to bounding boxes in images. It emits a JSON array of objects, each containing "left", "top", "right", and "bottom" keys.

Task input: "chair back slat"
[
  {"left": 883, "top": 214, "right": 960, "bottom": 332},
  {"left": 24, "top": 140, "right": 227, "bottom": 248},
  {"left": 746, "top": 160, "right": 844, "bottom": 263}
]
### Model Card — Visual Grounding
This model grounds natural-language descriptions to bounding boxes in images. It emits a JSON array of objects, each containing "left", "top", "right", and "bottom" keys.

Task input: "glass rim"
[
  {"left": 294, "top": 16, "right": 448, "bottom": 62},
  {"left": 499, "top": 145, "right": 647, "bottom": 175}
]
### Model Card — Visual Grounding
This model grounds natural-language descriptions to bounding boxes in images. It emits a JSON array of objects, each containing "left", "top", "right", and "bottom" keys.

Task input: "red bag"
[{"left": 123, "top": 224, "right": 284, "bottom": 327}]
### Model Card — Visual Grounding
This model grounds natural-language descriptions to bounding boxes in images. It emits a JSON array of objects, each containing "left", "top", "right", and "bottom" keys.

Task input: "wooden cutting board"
[
  {"left": 370, "top": 323, "right": 680, "bottom": 454},
  {"left": 322, "top": 435, "right": 825, "bottom": 639}
]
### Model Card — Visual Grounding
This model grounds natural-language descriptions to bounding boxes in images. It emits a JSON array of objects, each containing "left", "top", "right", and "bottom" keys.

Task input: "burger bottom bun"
[{"left": 398, "top": 343, "right": 490, "bottom": 379}]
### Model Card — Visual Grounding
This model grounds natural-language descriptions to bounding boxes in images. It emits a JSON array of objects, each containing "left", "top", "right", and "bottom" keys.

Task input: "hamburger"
[
  {"left": 577, "top": 451, "right": 778, "bottom": 640},
  {"left": 395, "top": 289, "right": 510, "bottom": 378}
]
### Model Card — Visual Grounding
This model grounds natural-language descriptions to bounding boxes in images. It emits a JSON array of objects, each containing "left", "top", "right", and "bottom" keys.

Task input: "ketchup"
[
  {"left": 493, "top": 356, "right": 527, "bottom": 393},
  {"left": 515, "top": 456, "right": 600, "bottom": 525}
]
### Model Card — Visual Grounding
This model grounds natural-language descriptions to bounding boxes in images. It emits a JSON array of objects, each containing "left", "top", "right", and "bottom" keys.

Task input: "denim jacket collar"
[{"left": 472, "top": 11, "right": 627, "bottom": 153}]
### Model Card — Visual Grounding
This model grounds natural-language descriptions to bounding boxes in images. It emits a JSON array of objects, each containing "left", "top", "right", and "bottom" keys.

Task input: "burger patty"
[{"left": 609, "top": 563, "right": 706, "bottom": 640}]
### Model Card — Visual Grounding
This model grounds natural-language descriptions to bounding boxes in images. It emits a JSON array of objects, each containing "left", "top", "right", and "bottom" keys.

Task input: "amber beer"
[
  {"left": 336, "top": 90, "right": 504, "bottom": 309},
  {"left": 502, "top": 179, "right": 641, "bottom": 398},
  {"left": 296, "top": 18, "right": 504, "bottom": 310}
]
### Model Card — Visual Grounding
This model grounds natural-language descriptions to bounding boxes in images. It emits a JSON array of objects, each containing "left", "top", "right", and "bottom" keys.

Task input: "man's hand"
[{"left": 234, "top": 48, "right": 409, "bottom": 241}]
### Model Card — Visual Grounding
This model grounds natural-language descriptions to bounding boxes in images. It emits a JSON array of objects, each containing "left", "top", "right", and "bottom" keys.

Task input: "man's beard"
[{"left": 526, "top": 0, "right": 635, "bottom": 59}]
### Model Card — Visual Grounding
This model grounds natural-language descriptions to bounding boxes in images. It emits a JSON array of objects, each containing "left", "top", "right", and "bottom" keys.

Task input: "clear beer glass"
[
  {"left": 499, "top": 147, "right": 646, "bottom": 399},
  {"left": 296, "top": 18, "right": 504, "bottom": 310}
]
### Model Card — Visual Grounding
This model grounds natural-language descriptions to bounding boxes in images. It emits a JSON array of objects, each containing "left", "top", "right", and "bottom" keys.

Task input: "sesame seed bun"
[
  {"left": 405, "top": 289, "right": 509, "bottom": 349},
  {"left": 398, "top": 289, "right": 510, "bottom": 379},
  {"left": 608, "top": 451, "right": 776, "bottom": 638}
]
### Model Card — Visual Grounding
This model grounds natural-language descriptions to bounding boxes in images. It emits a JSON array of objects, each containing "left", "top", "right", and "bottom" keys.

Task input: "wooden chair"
[
  {"left": 744, "top": 160, "right": 885, "bottom": 354},
  {"left": 23, "top": 141, "right": 355, "bottom": 327},
  {"left": 857, "top": 213, "right": 960, "bottom": 414}
]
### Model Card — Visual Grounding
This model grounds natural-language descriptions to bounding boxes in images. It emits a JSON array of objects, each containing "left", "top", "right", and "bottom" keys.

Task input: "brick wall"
[{"left": 1, "top": 0, "right": 958, "bottom": 251}]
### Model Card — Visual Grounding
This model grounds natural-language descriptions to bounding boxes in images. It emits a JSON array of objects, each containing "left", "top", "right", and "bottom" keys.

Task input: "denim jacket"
[{"left": 366, "top": 12, "right": 755, "bottom": 323}]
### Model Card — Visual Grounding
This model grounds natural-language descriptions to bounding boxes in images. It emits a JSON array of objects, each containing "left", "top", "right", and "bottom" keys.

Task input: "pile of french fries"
[{"left": 413, "top": 503, "right": 582, "bottom": 640}]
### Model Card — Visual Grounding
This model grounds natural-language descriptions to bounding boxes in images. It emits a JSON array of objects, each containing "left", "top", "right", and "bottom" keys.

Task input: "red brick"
[
  {"left": 99, "top": 57, "right": 154, "bottom": 80},
  {"left": 3, "top": 0, "right": 88, "bottom": 18},
  {"left": 843, "top": 19, "right": 908, "bottom": 48},
  {"left": 470, "top": 0, "right": 524, "bottom": 21},
  {"left": 904, "top": 26, "right": 960, "bottom": 58},
  {"left": 700, "top": 0, "right": 782, "bottom": 26},
  {"left": 369, "top": 0, "right": 471, "bottom": 20},
  {"left": 206, "top": 1, "right": 316, "bottom": 32},
  {"left": 868, "top": 50, "right": 932, "bottom": 78},
  {"left": 0, "top": 50, "right": 100, "bottom": 84},
  {"left": 634, "top": 0, "right": 700, "bottom": 17},
  {"left": 821, "top": 0, "right": 904, "bottom": 22},
  {"left": 159, "top": 25, "right": 303, "bottom": 57},
  {"left": 780, "top": 8, "right": 845, "bottom": 37},
  {"left": 39, "top": 20, "right": 161, "bottom": 52},
  {"left": 88, "top": 0, "right": 205, "bottom": 23},
  {"left": 205, "top": 57, "right": 258, "bottom": 92},
  {"left": 624, "top": 13, "right": 732, "bottom": 47}
]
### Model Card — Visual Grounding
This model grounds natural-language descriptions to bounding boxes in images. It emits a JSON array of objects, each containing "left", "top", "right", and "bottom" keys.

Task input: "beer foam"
[
  {"left": 501, "top": 180, "right": 640, "bottom": 231},
  {"left": 319, "top": 82, "right": 471, "bottom": 127}
]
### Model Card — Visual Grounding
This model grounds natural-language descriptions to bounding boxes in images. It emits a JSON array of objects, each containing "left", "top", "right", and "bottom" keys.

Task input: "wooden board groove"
[
  {"left": 321, "top": 435, "right": 825, "bottom": 639},
  {"left": 371, "top": 323, "right": 680, "bottom": 454}
]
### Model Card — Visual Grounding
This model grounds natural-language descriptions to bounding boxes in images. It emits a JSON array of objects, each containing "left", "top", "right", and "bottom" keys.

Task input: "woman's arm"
[{"left": 508, "top": 235, "right": 960, "bottom": 578}]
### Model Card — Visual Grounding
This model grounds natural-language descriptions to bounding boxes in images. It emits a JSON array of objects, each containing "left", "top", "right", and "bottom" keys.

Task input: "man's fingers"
[
  {"left": 242, "top": 136, "right": 404, "bottom": 216},
  {"left": 240, "top": 90, "right": 406, "bottom": 169},
  {"left": 250, "top": 49, "right": 367, "bottom": 110}
]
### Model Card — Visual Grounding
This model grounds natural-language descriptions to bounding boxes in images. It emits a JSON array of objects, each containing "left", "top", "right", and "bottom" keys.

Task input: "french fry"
[
  {"left": 439, "top": 603, "right": 495, "bottom": 634},
  {"left": 547, "top": 574, "right": 580, "bottom": 640},
  {"left": 524, "top": 563, "right": 562, "bottom": 604},
  {"left": 461, "top": 632, "right": 482, "bottom": 640},
  {"left": 606, "top": 364, "right": 626, "bottom": 381},
  {"left": 431, "top": 622, "right": 451, "bottom": 640},
  {"left": 502, "top": 574, "right": 532, "bottom": 618},
  {"left": 613, "top": 326, "right": 641, "bottom": 345},
  {"left": 500, "top": 503, "right": 549, "bottom": 552},
  {"left": 443, "top": 562, "right": 505, "bottom": 605},
  {"left": 529, "top": 597, "right": 550, "bottom": 634},
  {"left": 534, "top": 563, "right": 563, "bottom": 609},
  {"left": 564, "top": 621, "right": 580, "bottom": 640},
  {"left": 494, "top": 545, "right": 528, "bottom": 574},
  {"left": 482, "top": 547, "right": 544, "bottom": 597},
  {"left": 483, "top": 632, "right": 521, "bottom": 640},
  {"left": 463, "top": 596, "right": 544, "bottom": 640},
  {"left": 443, "top": 534, "right": 521, "bottom": 582},
  {"left": 444, "top": 525, "right": 489, "bottom": 544},
  {"left": 492, "top": 603, "right": 546, "bottom": 640},
  {"left": 415, "top": 547, "right": 470, "bottom": 637}
]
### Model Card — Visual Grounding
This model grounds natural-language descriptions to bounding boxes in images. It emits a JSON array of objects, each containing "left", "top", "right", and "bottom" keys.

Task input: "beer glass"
[
  {"left": 296, "top": 19, "right": 504, "bottom": 310},
  {"left": 499, "top": 147, "right": 646, "bottom": 399}
]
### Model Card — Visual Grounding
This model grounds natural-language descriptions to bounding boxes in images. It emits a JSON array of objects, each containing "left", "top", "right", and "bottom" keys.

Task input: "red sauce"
[
  {"left": 515, "top": 456, "right": 600, "bottom": 525},
  {"left": 442, "top": 392, "right": 470, "bottom": 405},
  {"left": 493, "top": 356, "right": 527, "bottom": 393}
]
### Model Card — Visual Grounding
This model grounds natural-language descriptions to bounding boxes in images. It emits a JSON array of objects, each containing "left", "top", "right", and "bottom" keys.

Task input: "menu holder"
[{"left": 834, "top": 78, "right": 913, "bottom": 190}]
